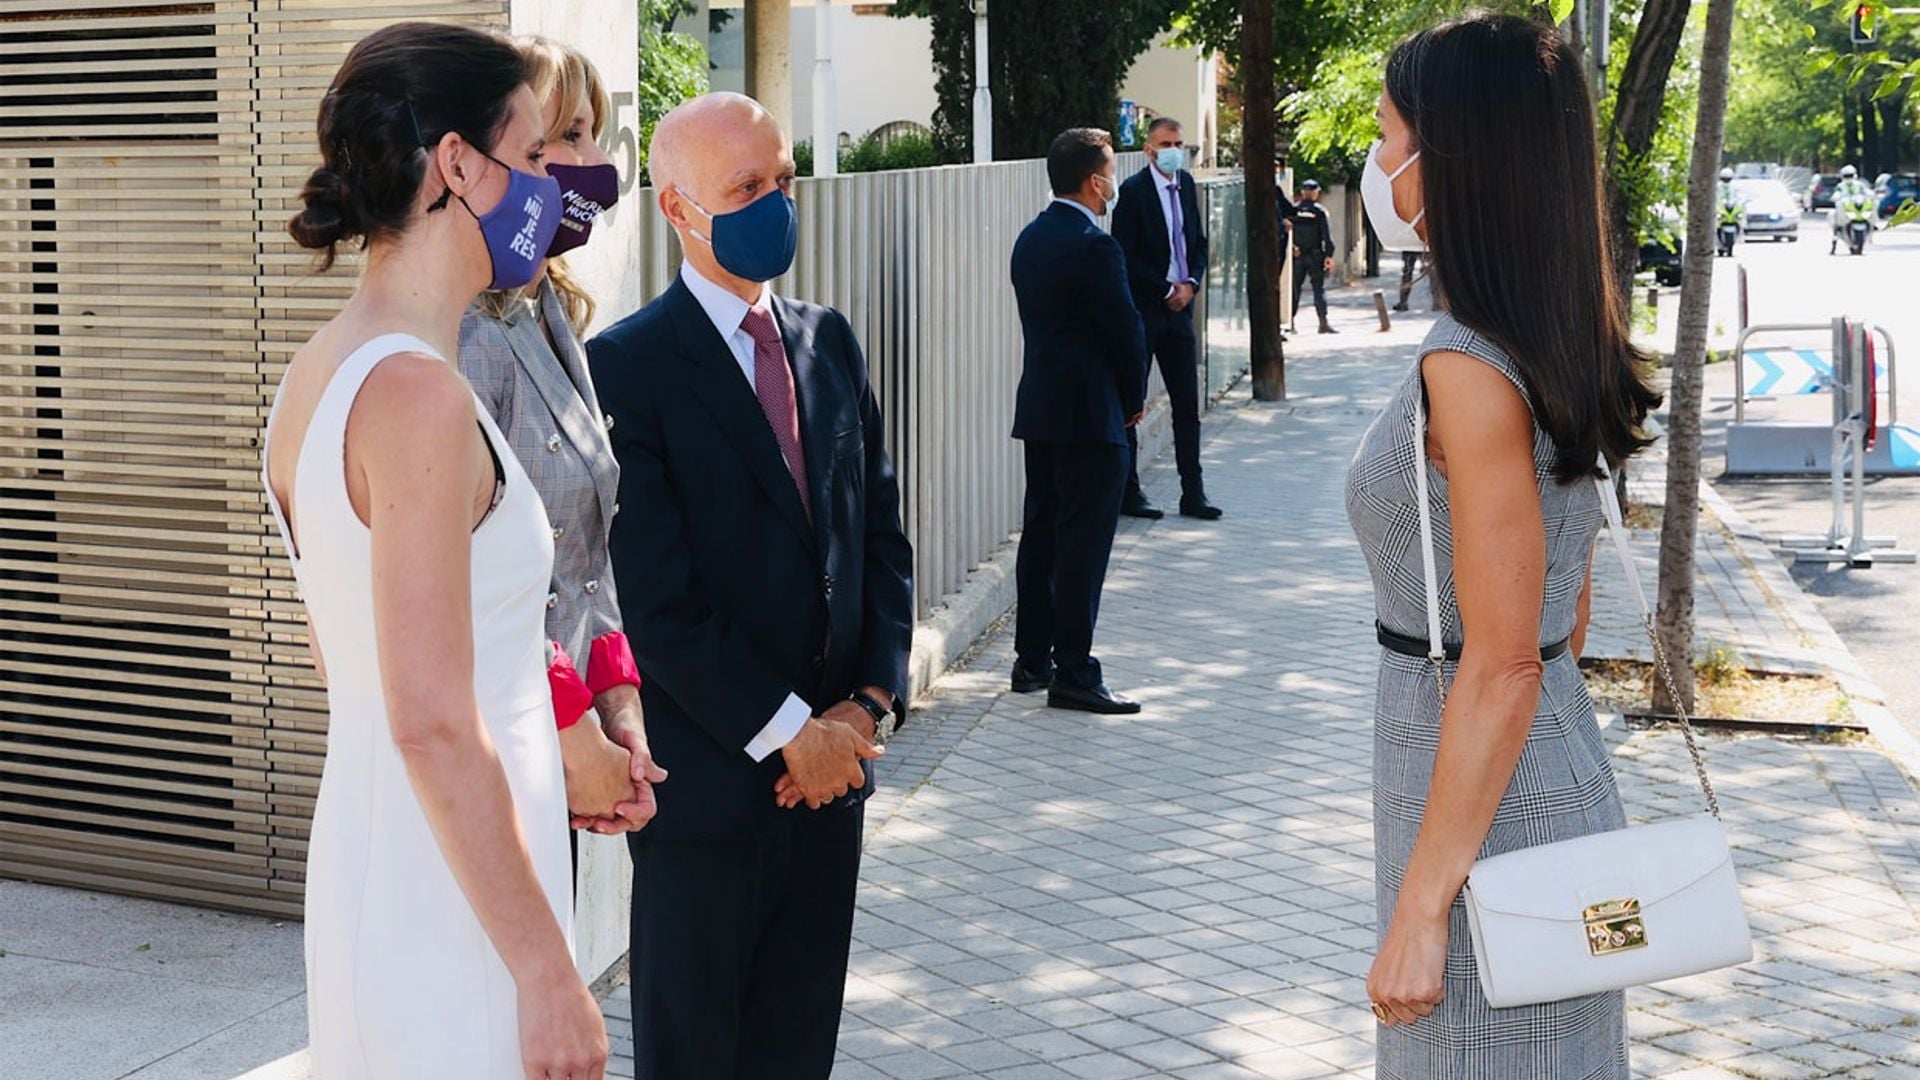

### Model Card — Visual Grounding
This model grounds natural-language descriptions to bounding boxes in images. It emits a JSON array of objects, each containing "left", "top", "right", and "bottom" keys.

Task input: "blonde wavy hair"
[{"left": 477, "top": 36, "right": 612, "bottom": 332}]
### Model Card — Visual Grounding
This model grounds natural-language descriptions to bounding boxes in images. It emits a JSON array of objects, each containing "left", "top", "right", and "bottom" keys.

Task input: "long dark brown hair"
[{"left": 1386, "top": 11, "right": 1661, "bottom": 482}]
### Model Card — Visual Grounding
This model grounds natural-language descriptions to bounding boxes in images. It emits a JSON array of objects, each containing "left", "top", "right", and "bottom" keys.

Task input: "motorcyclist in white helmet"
[{"left": 1833, "top": 164, "right": 1876, "bottom": 253}]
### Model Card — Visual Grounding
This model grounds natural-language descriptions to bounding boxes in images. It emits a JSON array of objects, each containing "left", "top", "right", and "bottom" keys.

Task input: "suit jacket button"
[
  {"left": 603, "top": 414, "right": 615, "bottom": 431},
  {"left": 813, "top": 655, "right": 825, "bottom": 670},
  {"left": 546, "top": 434, "right": 562, "bottom": 453},
  {"left": 584, "top": 579, "right": 599, "bottom": 595},
  {"left": 545, "top": 592, "right": 558, "bottom": 610},
  {"left": 822, "top": 574, "right": 834, "bottom": 598}
]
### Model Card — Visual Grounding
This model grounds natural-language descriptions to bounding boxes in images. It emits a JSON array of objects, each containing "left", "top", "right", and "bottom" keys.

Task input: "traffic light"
[{"left": 1852, "top": 4, "right": 1874, "bottom": 45}]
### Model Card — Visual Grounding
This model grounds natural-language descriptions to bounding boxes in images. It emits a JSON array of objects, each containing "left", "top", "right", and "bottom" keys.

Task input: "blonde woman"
[{"left": 458, "top": 37, "right": 665, "bottom": 840}]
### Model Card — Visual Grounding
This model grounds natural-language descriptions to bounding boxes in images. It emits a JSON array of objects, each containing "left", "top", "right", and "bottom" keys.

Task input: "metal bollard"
[
  {"left": 1373, "top": 289, "right": 1391, "bottom": 331},
  {"left": 1646, "top": 286, "right": 1658, "bottom": 312}
]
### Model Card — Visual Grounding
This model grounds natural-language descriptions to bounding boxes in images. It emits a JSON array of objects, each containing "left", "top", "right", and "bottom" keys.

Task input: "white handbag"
[{"left": 1409, "top": 396, "right": 1753, "bottom": 1008}]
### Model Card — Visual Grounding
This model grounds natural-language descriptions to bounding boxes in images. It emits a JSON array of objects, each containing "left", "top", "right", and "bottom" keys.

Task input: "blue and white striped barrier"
[
  {"left": 1742, "top": 348, "right": 1887, "bottom": 397},
  {"left": 1893, "top": 424, "right": 1920, "bottom": 470}
]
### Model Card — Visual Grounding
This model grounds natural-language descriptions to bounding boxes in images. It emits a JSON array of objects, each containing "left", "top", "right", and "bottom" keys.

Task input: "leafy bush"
[{"left": 794, "top": 130, "right": 941, "bottom": 177}]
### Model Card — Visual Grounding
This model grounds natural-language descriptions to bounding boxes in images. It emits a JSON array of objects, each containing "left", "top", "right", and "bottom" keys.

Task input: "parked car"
[
  {"left": 1806, "top": 174, "right": 1840, "bottom": 211},
  {"left": 1732, "top": 178, "right": 1800, "bottom": 241},
  {"left": 1876, "top": 174, "right": 1920, "bottom": 221}
]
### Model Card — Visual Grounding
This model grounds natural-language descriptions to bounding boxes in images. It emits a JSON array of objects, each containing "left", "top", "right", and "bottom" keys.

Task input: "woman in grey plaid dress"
[
  {"left": 459, "top": 38, "right": 666, "bottom": 841},
  {"left": 1343, "top": 14, "right": 1662, "bottom": 1077}
]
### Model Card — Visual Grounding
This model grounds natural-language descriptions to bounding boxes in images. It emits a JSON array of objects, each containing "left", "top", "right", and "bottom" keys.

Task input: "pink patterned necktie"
[
  {"left": 1167, "top": 182, "right": 1190, "bottom": 282},
  {"left": 741, "top": 304, "right": 811, "bottom": 519}
]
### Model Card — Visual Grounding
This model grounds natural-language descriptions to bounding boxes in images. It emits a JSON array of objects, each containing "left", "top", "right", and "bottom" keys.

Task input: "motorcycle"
[
  {"left": 1715, "top": 203, "right": 1740, "bottom": 257},
  {"left": 1833, "top": 192, "right": 1875, "bottom": 256}
]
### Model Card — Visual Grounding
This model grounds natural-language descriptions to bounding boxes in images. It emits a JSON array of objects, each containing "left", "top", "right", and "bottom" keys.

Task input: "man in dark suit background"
[
  {"left": 1009, "top": 128, "right": 1149, "bottom": 715},
  {"left": 1111, "top": 117, "right": 1221, "bottom": 521},
  {"left": 586, "top": 92, "right": 913, "bottom": 1080}
]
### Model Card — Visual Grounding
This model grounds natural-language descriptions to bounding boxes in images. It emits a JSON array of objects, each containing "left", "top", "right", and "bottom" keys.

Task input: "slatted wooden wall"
[{"left": 0, "top": 0, "right": 504, "bottom": 917}]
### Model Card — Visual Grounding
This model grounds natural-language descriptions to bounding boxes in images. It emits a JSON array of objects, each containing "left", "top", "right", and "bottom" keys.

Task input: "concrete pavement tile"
[{"left": 0, "top": 953, "right": 293, "bottom": 1080}]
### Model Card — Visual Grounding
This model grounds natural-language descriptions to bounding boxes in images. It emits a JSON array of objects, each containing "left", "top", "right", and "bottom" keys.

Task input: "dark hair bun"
[
  {"left": 288, "top": 167, "right": 357, "bottom": 262},
  {"left": 288, "top": 22, "right": 527, "bottom": 272}
]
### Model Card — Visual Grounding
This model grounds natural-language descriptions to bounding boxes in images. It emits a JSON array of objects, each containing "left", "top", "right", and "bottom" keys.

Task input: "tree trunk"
[
  {"left": 1603, "top": 0, "right": 1693, "bottom": 314},
  {"left": 1879, "top": 94, "right": 1904, "bottom": 177},
  {"left": 1653, "top": 0, "right": 1736, "bottom": 717},
  {"left": 1243, "top": 0, "right": 1285, "bottom": 401},
  {"left": 1861, "top": 93, "right": 1881, "bottom": 177},
  {"left": 1845, "top": 90, "right": 1861, "bottom": 167}
]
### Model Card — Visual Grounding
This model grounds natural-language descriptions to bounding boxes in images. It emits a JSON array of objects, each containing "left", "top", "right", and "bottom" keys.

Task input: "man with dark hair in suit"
[
  {"left": 1008, "top": 127, "right": 1149, "bottom": 715},
  {"left": 1111, "top": 116, "right": 1220, "bottom": 521},
  {"left": 586, "top": 92, "right": 914, "bottom": 1080}
]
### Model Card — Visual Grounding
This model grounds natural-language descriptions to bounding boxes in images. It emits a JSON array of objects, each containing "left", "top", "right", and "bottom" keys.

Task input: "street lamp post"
[
  {"left": 813, "top": 0, "right": 838, "bottom": 176},
  {"left": 971, "top": 0, "right": 991, "bottom": 164}
]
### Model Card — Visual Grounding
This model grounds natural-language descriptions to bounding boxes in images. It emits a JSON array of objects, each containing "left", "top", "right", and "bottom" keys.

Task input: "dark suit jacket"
[
  {"left": 586, "top": 278, "right": 914, "bottom": 841},
  {"left": 1111, "top": 166, "right": 1210, "bottom": 328},
  {"left": 1009, "top": 202, "right": 1150, "bottom": 447}
]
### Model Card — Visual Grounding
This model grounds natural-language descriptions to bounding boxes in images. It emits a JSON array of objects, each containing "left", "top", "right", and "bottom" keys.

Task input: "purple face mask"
[
  {"left": 456, "top": 152, "right": 563, "bottom": 291},
  {"left": 544, "top": 161, "right": 620, "bottom": 258}
]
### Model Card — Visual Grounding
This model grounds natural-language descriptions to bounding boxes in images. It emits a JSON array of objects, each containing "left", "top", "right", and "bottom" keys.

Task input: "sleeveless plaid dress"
[{"left": 1344, "top": 314, "right": 1630, "bottom": 1078}]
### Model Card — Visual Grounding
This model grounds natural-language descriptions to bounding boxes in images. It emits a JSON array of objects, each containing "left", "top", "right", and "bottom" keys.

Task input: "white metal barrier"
[{"left": 1727, "top": 317, "right": 1916, "bottom": 566}]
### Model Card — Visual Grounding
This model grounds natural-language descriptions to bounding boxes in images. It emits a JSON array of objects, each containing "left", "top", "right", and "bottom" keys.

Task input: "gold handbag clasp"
[{"left": 1583, "top": 898, "right": 1647, "bottom": 956}]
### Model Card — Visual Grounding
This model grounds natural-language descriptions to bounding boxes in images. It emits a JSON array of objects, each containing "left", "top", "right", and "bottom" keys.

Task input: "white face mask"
[
  {"left": 1362, "top": 139, "right": 1425, "bottom": 251},
  {"left": 1095, "top": 173, "right": 1119, "bottom": 215}
]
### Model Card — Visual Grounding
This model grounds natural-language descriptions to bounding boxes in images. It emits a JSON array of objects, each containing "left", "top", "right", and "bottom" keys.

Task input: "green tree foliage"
[
  {"left": 892, "top": 0, "right": 1188, "bottom": 162},
  {"left": 636, "top": 0, "right": 710, "bottom": 184},
  {"left": 1805, "top": 1, "right": 1916, "bottom": 189},
  {"left": 1722, "top": 0, "right": 1846, "bottom": 165}
]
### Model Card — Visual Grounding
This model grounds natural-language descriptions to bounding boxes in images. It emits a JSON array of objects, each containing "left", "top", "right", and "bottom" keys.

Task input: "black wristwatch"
[{"left": 849, "top": 689, "right": 890, "bottom": 739}]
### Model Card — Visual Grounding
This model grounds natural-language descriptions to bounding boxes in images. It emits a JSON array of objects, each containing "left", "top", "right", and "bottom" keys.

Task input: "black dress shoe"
[
  {"left": 1048, "top": 682, "right": 1142, "bottom": 714},
  {"left": 1179, "top": 497, "right": 1223, "bottom": 521},
  {"left": 1010, "top": 662, "right": 1054, "bottom": 694},
  {"left": 1120, "top": 494, "right": 1164, "bottom": 520}
]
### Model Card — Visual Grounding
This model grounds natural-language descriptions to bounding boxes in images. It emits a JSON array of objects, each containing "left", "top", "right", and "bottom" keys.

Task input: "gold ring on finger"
[{"left": 1370, "top": 1002, "right": 1389, "bottom": 1023}]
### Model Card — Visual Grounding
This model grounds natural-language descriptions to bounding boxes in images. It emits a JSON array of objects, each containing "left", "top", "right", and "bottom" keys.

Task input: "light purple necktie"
[
  {"left": 1167, "top": 182, "right": 1190, "bottom": 282},
  {"left": 741, "top": 305, "right": 812, "bottom": 519}
]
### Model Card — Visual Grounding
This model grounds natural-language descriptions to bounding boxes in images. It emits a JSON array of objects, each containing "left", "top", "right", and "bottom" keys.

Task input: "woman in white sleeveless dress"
[{"left": 263, "top": 23, "right": 608, "bottom": 1079}]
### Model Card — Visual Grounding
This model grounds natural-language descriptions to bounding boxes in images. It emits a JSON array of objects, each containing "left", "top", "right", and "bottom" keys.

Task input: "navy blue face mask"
[{"left": 677, "top": 186, "right": 798, "bottom": 283}]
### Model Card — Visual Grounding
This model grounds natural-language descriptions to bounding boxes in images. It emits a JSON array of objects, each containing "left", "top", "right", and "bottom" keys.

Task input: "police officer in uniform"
[{"left": 1287, "top": 180, "right": 1337, "bottom": 334}]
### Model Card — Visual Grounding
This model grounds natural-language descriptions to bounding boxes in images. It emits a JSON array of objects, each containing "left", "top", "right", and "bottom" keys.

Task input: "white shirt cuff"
[{"left": 744, "top": 692, "right": 811, "bottom": 762}]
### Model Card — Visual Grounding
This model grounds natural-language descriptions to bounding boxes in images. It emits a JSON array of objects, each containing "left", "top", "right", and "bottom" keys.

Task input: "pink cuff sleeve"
[
  {"left": 548, "top": 642, "right": 594, "bottom": 731},
  {"left": 586, "top": 631, "right": 642, "bottom": 696}
]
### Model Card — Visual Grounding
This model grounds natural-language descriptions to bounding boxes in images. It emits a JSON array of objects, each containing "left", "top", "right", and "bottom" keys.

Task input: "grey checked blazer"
[{"left": 458, "top": 279, "right": 624, "bottom": 668}]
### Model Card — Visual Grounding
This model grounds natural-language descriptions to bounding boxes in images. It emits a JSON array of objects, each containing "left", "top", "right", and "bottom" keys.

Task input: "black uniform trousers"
[
  {"left": 626, "top": 800, "right": 864, "bottom": 1080},
  {"left": 1124, "top": 307, "right": 1202, "bottom": 501},
  {"left": 1015, "top": 440, "right": 1128, "bottom": 690},
  {"left": 1292, "top": 256, "right": 1329, "bottom": 324}
]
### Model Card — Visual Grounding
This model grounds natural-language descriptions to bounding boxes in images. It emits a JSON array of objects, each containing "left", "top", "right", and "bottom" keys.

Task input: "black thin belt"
[{"left": 1376, "top": 622, "right": 1571, "bottom": 662}]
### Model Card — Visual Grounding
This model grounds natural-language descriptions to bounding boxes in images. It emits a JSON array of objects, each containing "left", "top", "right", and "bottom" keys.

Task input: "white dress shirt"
[
  {"left": 678, "top": 260, "right": 814, "bottom": 762},
  {"left": 1152, "top": 162, "right": 1195, "bottom": 294}
]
